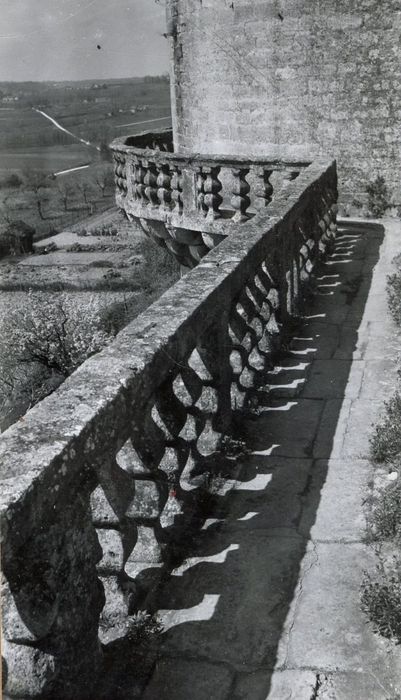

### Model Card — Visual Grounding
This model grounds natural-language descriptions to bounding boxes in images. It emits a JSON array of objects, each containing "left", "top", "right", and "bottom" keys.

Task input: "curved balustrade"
[
  {"left": 110, "top": 129, "right": 312, "bottom": 268},
  {"left": 1, "top": 159, "right": 337, "bottom": 699}
]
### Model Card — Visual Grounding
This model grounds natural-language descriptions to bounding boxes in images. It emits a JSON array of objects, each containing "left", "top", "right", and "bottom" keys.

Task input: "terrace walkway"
[{"left": 100, "top": 219, "right": 401, "bottom": 700}]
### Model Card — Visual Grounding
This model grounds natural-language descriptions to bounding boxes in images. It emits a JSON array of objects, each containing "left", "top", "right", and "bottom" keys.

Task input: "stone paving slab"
[
  {"left": 358, "top": 359, "right": 398, "bottom": 399},
  {"left": 233, "top": 669, "right": 318, "bottom": 700},
  {"left": 312, "top": 398, "right": 353, "bottom": 459},
  {"left": 299, "top": 459, "right": 372, "bottom": 541},
  {"left": 156, "top": 532, "right": 305, "bottom": 670},
  {"left": 340, "top": 398, "right": 387, "bottom": 459},
  {"left": 209, "top": 456, "right": 313, "bottom": 531},
  {"left": 142, "top": 659, "right": 234, "bottom": 700},
  {"left": 332, "top": 326, "right": 366, "bottom": 360},
  {"left": 318, "top": 671, "right": 400, "bottom": 700},
  {"left": 306, "top": 303, "right": 351, "bottom": 326},
  {"left": 362, "top": 329, "right": 401, "bottom": 360},
  {"left": 247, "top": 399, "right": 324, "bottom": 458},
  {"left": 300, "top": 358, "right": 364, "bottom": 399},
  {"left": 275, "top": 542, "right": 401, "bottom": 678},
  {"left": 298, "top": 322, "right": 341, "bottom": 360}
]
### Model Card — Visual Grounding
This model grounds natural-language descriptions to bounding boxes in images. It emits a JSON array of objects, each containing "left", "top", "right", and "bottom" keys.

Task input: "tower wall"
[{"left": 167, "top": 0, "right": 401, "bottom": 203}]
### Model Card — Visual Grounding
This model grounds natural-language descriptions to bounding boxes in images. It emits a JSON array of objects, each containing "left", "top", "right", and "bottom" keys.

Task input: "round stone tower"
[{"left": 166, "top": 0, "right": 401, "bottom": 205}]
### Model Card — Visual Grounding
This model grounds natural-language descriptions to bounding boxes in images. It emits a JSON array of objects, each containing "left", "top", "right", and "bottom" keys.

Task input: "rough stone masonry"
[{"left": 167, "top": 0, "right": 401, "bottom": 204}]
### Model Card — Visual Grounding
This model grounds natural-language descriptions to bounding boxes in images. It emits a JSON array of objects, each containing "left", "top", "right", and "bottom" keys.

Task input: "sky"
[{"left": 0, "top": 0, "right": 169, "bottom": 81}]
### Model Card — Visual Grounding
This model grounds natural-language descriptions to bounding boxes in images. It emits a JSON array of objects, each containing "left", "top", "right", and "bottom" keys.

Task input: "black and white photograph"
[{"left": 1, "top": 1, "right": 401, "bottom": 698}]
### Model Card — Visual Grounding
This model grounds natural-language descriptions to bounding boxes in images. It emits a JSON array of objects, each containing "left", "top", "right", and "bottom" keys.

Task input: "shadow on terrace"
[
  {"left": 97, "top": 221, "right": 384, "bottom": 699},
  {"left": 1, "top": 156, "right": 354, "bottom": 700}
]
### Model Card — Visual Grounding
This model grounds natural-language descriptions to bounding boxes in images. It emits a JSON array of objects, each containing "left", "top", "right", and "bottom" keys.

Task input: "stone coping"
[{"left": 110, "top": 128, "right": 312, "bottom": 170}]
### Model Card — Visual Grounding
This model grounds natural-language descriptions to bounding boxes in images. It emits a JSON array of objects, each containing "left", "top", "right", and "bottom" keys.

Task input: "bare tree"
[
  {"left": 2, "top": 291, "right": 113, "bottom": 377},
  {"left": 94, "top": 165, "right": 115, "bottom": 198},
  {"left": 57, "top": 179, "right": 75, "bottom": 212},
  {"left": 0, "top": 291, "right": 115, "bottom": 426},
  {"left": 76, "top": 175, "right": 96, "bottom": 209},
  {"left": 0, "top": 195, "right": 16, "bottom": 225},
  {"left": 24, "top": 169, "right": 51, "bottom": 220}
]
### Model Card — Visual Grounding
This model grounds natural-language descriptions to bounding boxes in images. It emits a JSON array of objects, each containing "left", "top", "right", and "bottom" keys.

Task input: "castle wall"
[{"left": 167, "top": 0, "right": 401, "bottom": 203}]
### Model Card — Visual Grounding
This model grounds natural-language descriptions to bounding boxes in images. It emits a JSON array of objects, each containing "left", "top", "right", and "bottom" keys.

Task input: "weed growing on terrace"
[
  {"left": 361, "top": 569, "right": 401, "bottom": 643},
  {"left": 362, "top": 254, "right": 401, "bottom": 646},
  {"left": 366, "top": 175, "right": 390, "bottom": 218},
  {"left": 366, "top": 478, "right": 401, "bottom": 542},
  {"left": 219, "top": 434, "right": 249, "bottom": 458},
  {"left": 126, "top": 612, "right": 163, "bottom": 645},
  {"left": 388, "top": 264, "right": 401, "bottom": 326},
  {"left": 370, "top": 393, "right": 401, "bottom": 463}
]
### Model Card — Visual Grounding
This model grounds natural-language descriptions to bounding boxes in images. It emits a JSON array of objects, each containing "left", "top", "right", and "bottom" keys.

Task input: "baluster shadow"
[{"left": 95, "top": 221, "right": 384, "bottom": 700}]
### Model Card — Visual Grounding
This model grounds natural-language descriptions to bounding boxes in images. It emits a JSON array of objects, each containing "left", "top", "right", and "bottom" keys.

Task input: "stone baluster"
[
  {"left": 122, "top": 405, "right": 170, "bottom": 596},
  {"left": 133, "top": 157, "right": 147, "bottom": 203},
  {"left": 257, "top": 167, "right": 274, "bottom": 206},
  {"left": 113, "top": 153, "right": 120, "bottom": 185},
  {"left": 114, "top": 153, "right": 128, "bottom": 196},
  {"left": 317, "top": 200, "right": 331, "bottom": 253},
  {"left": 90, "top": 451, "right": 138, "bottom": 644},
  {"left": 143, "top": 160, "right": 159, "bottom": 208},
  {"left": 156, "top": 162, "right": 172, "bottom": 213},
  {"left": 170, "top": 164, "right": 183, "bottom": 214},
  {"left": 196, "top": 167, "right": 208, "bottom": 216},
  {"left": 291, "top": 257, "right": 301, "bottom": 316},
  {"left": 2, "top": 487, "right": 104, "bottom": 699},
  {"left": 329, "top": 202, "right": 338, "bottom": 239},
  {"left": 114, "top": 436, "right": 171, "bottom": 605},
  {"left": 193, "top": 317, "right": 232, "bottom": 446},
  {"left": 203, "top": 166, "right": 223, "bottom": 221},
  {"left": 231, "top": 168, "right": 251, "bottom": 222}
]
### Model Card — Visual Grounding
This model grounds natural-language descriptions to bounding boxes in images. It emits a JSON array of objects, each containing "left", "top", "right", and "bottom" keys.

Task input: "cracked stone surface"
[
  {"left": 127, "top": 220, "right": 401, "bottom": 699},
  {"left": 316, "top": 671, "right": 399, "bottom": 699},
  {"left": 233, "top": 669, "right": 318, "bottom": 699},
  {"left": 142, "top": 659, "right": 234, "bottom": 700}
]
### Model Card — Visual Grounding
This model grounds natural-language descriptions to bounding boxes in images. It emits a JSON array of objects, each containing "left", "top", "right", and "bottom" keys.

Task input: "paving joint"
[{"left": 282, "top": 538, "right": 319, "bottom": 670}]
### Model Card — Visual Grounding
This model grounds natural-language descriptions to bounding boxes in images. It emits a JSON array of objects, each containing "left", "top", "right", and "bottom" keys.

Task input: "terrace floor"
[{"left": 100, "top": 219, "right": 401, "bottom": 700}]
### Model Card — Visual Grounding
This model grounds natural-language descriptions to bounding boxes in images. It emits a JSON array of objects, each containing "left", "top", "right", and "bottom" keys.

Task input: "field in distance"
[
  {"left": 0, "top": 76, "right": 172, "bottom": 238},
  {"left": 0, "top": 76, "right": 171, "bottom": 175}
]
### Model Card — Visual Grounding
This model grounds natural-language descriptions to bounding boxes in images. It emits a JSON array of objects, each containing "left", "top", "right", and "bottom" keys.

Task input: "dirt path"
[
  {"left": 33, "top": 108, "right": 98, "bottom": 150},
  {"left": 126, "top": 219, "right": 401, "bottom": 700}
]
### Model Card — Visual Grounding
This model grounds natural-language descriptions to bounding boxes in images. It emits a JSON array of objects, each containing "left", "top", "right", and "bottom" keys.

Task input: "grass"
[
  {"left": 388, "top": 261, "right": 401, "bottom": 326},
  {"left": 126, "top": 611, "right": 163, "bottom": 645},
  {"left": 370, "top": 392, "right": 401, "bottom": 463},
  {"left": 0, "top": 177, "right": 115, "bottom": 241},
  {"left": 0, "top": 145, "right": 91, "bottom": 175},
  {"left": 366, "top": 477, "right": 401, "bottom": 542},
  {"left": 362, "top": 255, "right": 401, "bottom": 646},
  {"left": 219, "top": 434, "right": 250, "bottom": 458},
  {"left": 366, "top": 175, "right": 390, "bottom": 218},
  {"left": 361, "top": 568, "right": 401, "bottom": 643}
]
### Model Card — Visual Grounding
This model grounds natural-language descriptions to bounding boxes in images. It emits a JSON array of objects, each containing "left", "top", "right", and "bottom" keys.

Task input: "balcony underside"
[{"left": 111, "top": 129, "right": 313, "bottom": 268}]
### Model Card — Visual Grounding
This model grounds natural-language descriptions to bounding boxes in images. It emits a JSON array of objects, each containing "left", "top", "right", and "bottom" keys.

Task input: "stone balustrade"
[
  {"left": 110, "top": 129, "right": 312, "bottom": 268},
  {"left": 0, "top": 159, "right": 337, "bottom": 699}
]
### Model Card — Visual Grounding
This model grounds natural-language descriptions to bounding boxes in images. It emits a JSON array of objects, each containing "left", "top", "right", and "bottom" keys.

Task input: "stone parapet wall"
[
  {"left": 1, "top": 159, "right": 337, "bottom": 698},
  {"left": 167, "top": 0, "right": 401, "bottom": 204},
  {"left": 111, "top": 128, "right": 312, "bottom": 268}
]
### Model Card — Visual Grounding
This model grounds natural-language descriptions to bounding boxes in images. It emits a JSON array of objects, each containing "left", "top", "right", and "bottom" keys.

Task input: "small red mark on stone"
[{"left": 170, "top": 490, "right": 177, "bottom": 498}]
